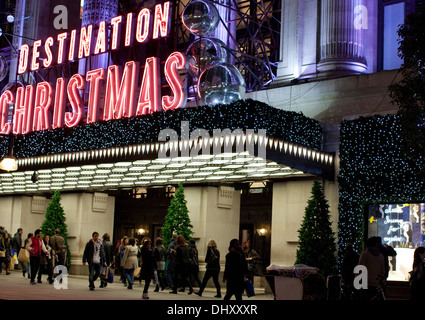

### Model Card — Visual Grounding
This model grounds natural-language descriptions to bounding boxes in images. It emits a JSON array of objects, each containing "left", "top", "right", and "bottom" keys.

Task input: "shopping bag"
[
  {"left": 134, "top": 267, "right": 141, "bottom": 279},
  {"left": 245, "top": 278, "right": 255, "bottom": 297},
  {"left": 11, "top": 249, "right": 16, "bottom": 260},
  {"left": 107, "top": 268, "right": 114, "bottom": 283},
  {"left": 18, "top": 248, "right": 29, "bottom": 263}
]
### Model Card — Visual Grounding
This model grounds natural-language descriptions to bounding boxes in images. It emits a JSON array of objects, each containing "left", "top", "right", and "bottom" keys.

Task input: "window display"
[{"left": 367, "top": 203, "right": 424, "bottom": 280}]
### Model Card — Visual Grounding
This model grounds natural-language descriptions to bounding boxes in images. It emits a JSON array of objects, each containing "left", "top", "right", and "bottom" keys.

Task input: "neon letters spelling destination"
[{"left": 0, "top": 2, "right": 188, "bottom": 135}]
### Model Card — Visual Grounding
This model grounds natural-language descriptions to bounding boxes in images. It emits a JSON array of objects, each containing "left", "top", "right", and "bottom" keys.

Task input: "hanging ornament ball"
[
  {"left": 182, "top": 0, "right": 220, "bottom": 37},
  {"left": 198, "top": 63, "right": 246, "bottom": 106},
  {"left": 186, "top": 38, "right": 229, "bottom": 80},
  {"left": 0, "top": 55, "right": 8, "bottom": 83}
]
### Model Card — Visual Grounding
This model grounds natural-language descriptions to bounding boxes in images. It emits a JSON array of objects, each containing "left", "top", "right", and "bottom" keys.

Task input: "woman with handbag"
[
  {"left": 0, "top": 232, "right": 11, "bottom": 275},
  {"left": 195, "top": 239, "right": 222, "bottom": 298}
]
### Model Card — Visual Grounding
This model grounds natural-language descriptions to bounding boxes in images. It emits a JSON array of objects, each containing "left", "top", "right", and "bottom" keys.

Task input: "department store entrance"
[{"left": 112, "top": 182, "right": 273, "bottom": 270}]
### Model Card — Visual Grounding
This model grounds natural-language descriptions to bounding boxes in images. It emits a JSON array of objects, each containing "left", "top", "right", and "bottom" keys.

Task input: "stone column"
[
  {"left": 185, "top": 185, "right": 240, "bottom": 265},
  {"left": 270, "top": 181, "right": 312, "bottom": 266},
  {"left": 317, "top": 0, "right": 367, "bottom": 75},
  {"left": 212, "top": 0, "right": 237, "bottom": 54},
  {"left": 60, "top": 193, "right": 115, "bottom": 274}
]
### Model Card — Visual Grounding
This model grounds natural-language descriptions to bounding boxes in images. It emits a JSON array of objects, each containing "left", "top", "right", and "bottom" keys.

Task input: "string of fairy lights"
[
  {"left": 338, "top": 112, "right": 425, "bottom": 269},
  {"left": 1, "top": 99, "right": 323, "bottom": 159}
]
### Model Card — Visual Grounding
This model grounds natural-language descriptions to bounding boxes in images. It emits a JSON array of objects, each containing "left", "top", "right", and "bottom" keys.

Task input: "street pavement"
[
  {"left": 0, "top": 269, "right": 410, "bottom": 319},
  {"left": 0, "top": 268, "right": 274, "bottom": 301},
  {"left": 0, "top": 269, "right": 277, "bottom": 319}
]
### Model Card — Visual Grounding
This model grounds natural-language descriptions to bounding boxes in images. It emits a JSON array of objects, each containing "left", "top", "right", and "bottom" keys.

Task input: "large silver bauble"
[
  {"left": 182, "top": 0, "right": 220, "bottom": 37},
  {"left": 198, "top": 63, "right": 246, "bottom": 106},
  {"left": 0, "top": 55, "right": 8, "bottom": 82},
  {"left": 186, "top": 38, "right": 229, "bottom": 80}
]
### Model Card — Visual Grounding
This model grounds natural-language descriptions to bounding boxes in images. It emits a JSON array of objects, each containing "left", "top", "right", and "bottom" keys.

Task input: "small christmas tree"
[
  {"left": 295, "top": 180, "right": 337, "bottom": 277},
  {"left": 162, "top": 183, "right": 194, "bottom": 247},
  {"left": 41, "top": 190, "right": 70, "bottom": 268}
]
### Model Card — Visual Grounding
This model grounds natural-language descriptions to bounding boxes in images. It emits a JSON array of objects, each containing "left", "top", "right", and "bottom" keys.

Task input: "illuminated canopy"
[{"left": 0, "top": 100, "right": 334, "bottom": 195}]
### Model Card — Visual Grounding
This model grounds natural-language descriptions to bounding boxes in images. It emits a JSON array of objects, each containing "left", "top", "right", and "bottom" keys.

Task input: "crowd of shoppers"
[
  {"left": 0, "top": 226, "right": 67, "bottom": 285},
  {"left": 1, "top": 226, "right": 252, "bottom": 300}
]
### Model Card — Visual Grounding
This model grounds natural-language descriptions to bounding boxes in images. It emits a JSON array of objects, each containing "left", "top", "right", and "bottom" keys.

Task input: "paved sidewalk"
[{"left": 0, "top": 269, "right": 274, "bottom": 301}]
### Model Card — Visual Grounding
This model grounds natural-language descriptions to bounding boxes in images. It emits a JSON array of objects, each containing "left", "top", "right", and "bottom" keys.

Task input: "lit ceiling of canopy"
[{"left": 0, "top": 133, "right": 335, "bottom": 195}]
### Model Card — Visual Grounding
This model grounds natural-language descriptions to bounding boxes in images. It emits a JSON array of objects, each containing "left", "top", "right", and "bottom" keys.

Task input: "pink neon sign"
[{"left": 1, "top": 1, "right": 189, "bottom": 135}]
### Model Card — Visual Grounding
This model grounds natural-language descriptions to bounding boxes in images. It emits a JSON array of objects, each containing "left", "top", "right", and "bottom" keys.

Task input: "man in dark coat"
[
  {"left": 223, "top": 238, "right": 248, "bottom": 300},
  {"left": 82, "top": 232, "right": 106, "bottom": 290},
  {"left": 13, "top": 228, "right": 26, "bottom": 276}
]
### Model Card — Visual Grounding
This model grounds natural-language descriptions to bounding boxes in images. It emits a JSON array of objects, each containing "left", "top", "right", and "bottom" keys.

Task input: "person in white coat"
[{"left": 121, "top": 237, "right": 139, "bottom": 289}]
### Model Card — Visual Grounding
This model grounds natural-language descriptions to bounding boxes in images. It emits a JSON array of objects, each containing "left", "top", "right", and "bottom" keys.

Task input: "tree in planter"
[
  {"left": 41, "top": 190, "right": 70, "bottom": 268},
  {"left": 162, "top": 183, "right": 194, "bottom": 248},
  {"left": 295, "top": 180, "right": 337, "bottom": 277}
]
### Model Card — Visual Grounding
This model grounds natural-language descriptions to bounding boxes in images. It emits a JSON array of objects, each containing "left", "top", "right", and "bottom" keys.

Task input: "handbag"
[
  {"left": 244, "top": 278, "right": 255, "bottom": 297},
  {"left": 100, "top": 266, "right": 109, "bottom": 279}
]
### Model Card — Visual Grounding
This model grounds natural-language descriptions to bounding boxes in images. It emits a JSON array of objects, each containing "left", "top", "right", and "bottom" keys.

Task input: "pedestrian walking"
[
  {"left": 24, "top": 233, "right": 33, "bottom": 279},
  {"left": 100, "top": 233, "right": 114, "bottom": 288},
  {"left": 0, "top": 231, "right": 11, "bottom": 275},
  {"left": 117, "top": 236, "right": 128, "bottom": 286},
  {"left": 12, "top": 228, "right": 26, "bottom": 276},
  {"left": 170, "top": 235, "right": 193, "bottom": 295},
  {"left": 195, "top": 239, "right": 221, "bottom": 298},
  {"left": 140, "top": 239, "right": 157, "bottom": 299},
  {"left": 121, "top": 237, "right": 139, "bottom": 289},
  {"left": 223, "top": 238, "right": 248, "bottom": 301},
  {"left": 243, "top": 241, "right": 260, "bottom": 286},
  {"left": 38, "top": 234, "right": 53, "bottom": 284},
  {"left": 409, "top": 246, "right": 425, "bottom": 300},
  {"left": 50, "top": 229, "right": 65, "bottom": 266},
  {"left": 153, "top": 237, "right": 167, "bottom": 291},
  {"left": 189, "top": 239, "right": 202, "bottom": 288},
  {"left": 25, "top": 229, "right": 49, "bottom": 285},
  {"left": 356, "top": 237, "right": 385, "bottom": 300},
  {"left": 165, "top": 233, "right": 177, "bottom": 289},
  {"left": 82, "top": 231, "right": 106, "bottom": 291}
]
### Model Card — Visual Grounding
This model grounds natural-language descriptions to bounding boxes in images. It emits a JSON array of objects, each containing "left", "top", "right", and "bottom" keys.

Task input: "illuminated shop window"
[
  {"left": 165, "top": 186, "right": 176, "bottom": 198},
  {"left": 132, "top": 188, "right": 147, "bottom": 199},
  {"left": 366, "top": 202, "right": 424, "bottom": 281}
]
